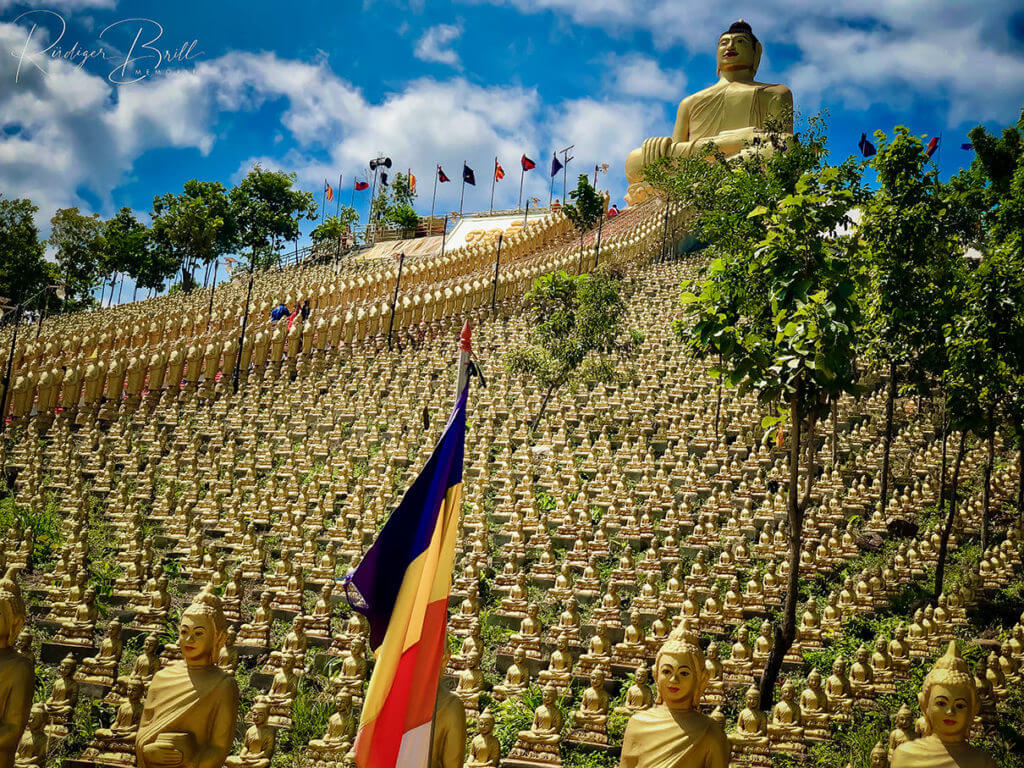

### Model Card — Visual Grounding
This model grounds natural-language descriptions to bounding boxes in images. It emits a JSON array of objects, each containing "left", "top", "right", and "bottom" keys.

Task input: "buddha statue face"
[
  {"left": 807, "top": 670, "right": 822, "bottom": 690},
  {"left": 180, "top": 613, "right": 220, "bottom": 665},
  {"left": 541, "top": 686, "right": 557, "bottom": 706},
  {"left": 478, "top": 710, "right": 494, "bottom": 734},
  {"left": 923, "top": 682, "right": 973, "bottom": 741},
  {"left": 590, "top": 670, "right": 605, "bottom": 689},
  {"left": 252, "top": 701, "right": 270, "bottom": 726},
  {"left": 744, "top": 687, "right": 760, "bottom": 709},
  {"left": 636, "top": 666, "right": 648, "bottom": 684},
  {"left": 656, "top": 648, "right": 705, "bottom": 710}
]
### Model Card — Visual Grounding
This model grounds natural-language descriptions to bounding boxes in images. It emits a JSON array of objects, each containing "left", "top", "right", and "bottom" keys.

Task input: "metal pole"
[
  {"left": 336, "top": 174, "right": 342, "bottom": 218},
  {"left": 206, "top": 260, "right": 218, "bottom": 330},
  {"left": 491, "top": 233, "right": 503, "bottom": 311},
  {"left": 386, "top": 252, "right": 406, "bottom": 351},
  {"left": 430, "top": 166, "right": 438, "bottom": 225},
  {"left": 459, "top": 160, "right": 466, "bottom": 218},
  {"left": 524, "top": 199, "right": 530, "bottom": 227},
  {"left": 0, "top": 305, "right": 22, "bottom": 434},
  {"left": 548, "top": 172, "right": 554, "bottom": 208},
  {"left": 440, "top": 215, "right": 449, "bottom": 258},
  {"left": 518, "top": 165, "right": 525, "bottom": 210},
  {"left": 232, "top": 270, "right": 254, "bottom": 394},
  {"left": 321, "top": 181, "right": 327, "bottom": 225},
  {"left": 594, "top": 207, "right": 604, "bottom": 270},
  {"left": 369, "top": 164, "right": 380, "bottom": 243},
  {"left": 489, "top": 157, "right": 496, "bottom": 214},
  {"left": 36, "top": 291, "right": 48, "bottom": 340}
]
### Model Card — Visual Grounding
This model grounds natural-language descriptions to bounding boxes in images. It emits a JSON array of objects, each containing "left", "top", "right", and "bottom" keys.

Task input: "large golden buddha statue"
[
  {"left": 623, "top": 19, "right": 793, "bottom": 205},
  {"left": 891, "top": 641, "right": 996, "bottom": 768},
  {"left": 619, "top": 629, "right": 730, "bottom": 768},
  {"left": 1, "top": 573, "right": 33, "bottom": 768},
  {"left": 135, "top": 590, "right": 239, "bottom": 768}
]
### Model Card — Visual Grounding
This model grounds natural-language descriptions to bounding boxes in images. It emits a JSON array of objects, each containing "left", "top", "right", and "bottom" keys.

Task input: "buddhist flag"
[
  {"left": 858, "top": 133, "right": 876, "bottom": 158},
  {"left": 438, "top": 166, "right": 451, "bottom": 183},
  {"left": 494, "top": 158, "right": 505, "bottom": 181},
  {"left": 925, "top": 136, "right": 940, "bottom": 157},
  {"left": 463, "top": 163, "right": 476, "bottom": 186},
  {"left": 355, "top": 180, "right": 370, "bottom": 191},
  {"left": 344, "top": 384, "right": 467, "bottom": 768},
  {"left": 325, "top": 180, "right": 334, "bottom": 202},
  {"left": 521, "top": 154, "right": 536, "bottom": 171},
  {"left": 551, "top": 152, "right": 563, "bottom": 177},
  {"left": 409, "top": 173, "right": 417, "bottom": 193}
]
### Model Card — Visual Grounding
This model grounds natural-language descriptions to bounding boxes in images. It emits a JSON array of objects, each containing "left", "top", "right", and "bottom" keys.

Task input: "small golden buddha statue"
[
  {"left": 729, "top": 686, "right": 769, "bottom": 753},
  {"left": 620, "top": 629, "right": 730, "bottom": 768},
  {"left": 225, "top": 701, "right": 274, "bottom": 768},
  {"left": 888, "top": 703, "right": 916, "bottom": 759},
  {"left": 465, "top": 709, "right": 499, "bottom": 768},
  {"left": 623, "top": 20, "right": 793, "bottom": 204},
  {"left": 616, "top": 666, "right": 654, "bottom": 715},
  {"left": 569, "top": 670, "right": 610, "bottom": 745},
  {"left": 506, "top": 685, "right": 563, "bottom": 765},
  {"left": 1, "top": 573, "right": 33, "bottom": 768},
  {"left": 891, "top": 642, "right": 996, "bottom": 768},
  {"left": 12, "top": 704, "right": 45, "bottom": 768},
  {"left": 135, "top": 590, "right": 239, "bottom": 768}
]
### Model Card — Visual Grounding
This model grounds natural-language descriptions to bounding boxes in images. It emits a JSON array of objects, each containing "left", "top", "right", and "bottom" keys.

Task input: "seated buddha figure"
[
  {"left": 767, "top": 680, "right": 804, "bottom": 751},
  {"left": 237, "top": 591, "right": 274, "bottom": 650},
  {"left": 55, "top": 585, "right": 98, "bottom": 646},
  {"left": 506, "top": 686, "right": 563, "bottom": 764},
  {"left": 799, "top": 670, "right": 830, "bottom": 740},
  {"left": 225, "top": 700, "right": 275, "bottom": 768},
  {"left": 891, "top": 642, "right": 996, "bottom": 768},
  {"left": 623, "top": 20, "right": 793, "bottom": 205},
  {"left": 575, "top": 624, "right": 612, "bottom": 680},
  {"left": 13, "top": 703, "right": 47, "bottom": 768},
  {"left": 825, "top": 657, "right": 853, "bottom": 721},
  {"left": 729, "top": 687, "right": 769, "bottom": 754},
  {"left": 538, "top": 635, "right": 574, "bottom": 694},
  {"left": 264, "top": 654, "right": 299, "bottom": 729},
  {"left": 613, "top": 610, "right": 648, "bottom": 667},
  {"left": 330, "top": 639, "right": 367, "bottom": 702},
  {"left": 620, "top": 629, "right": 730, "bottom": 768},
  {"left": 83, "top": 677, "right": 146, "bottom": 765},
  {"left": 465, "top": 709, "right": 500, "bottom": 768},
  {"left": 135, "top": 591, "right": 239, "bottom": 768},
  {"left": 43, "top": 655, "right": 79, "bottom": 739},
  {"left": 77, "top": 618, "right": 124, "bottom": 688},
  {"left": 569, "top": 670, "right": 610, "bottom": 745},
  {"left": 850, "top": 645, "right": 876, "bottom": 704},
  {"left": 306, "top": 692, "right": 354, "bottom": 764},
  {"left": 507, "top": 603, "right": 543, "bottom": 659},
  {"left": 493, "top": 647, "right": 531, "bottom": 702},
  {"left": 454, "top": 650, "right": 484, "bottom": 717},
  {"left": 615, "top": 665, "right": 654, "bottom": 715}
]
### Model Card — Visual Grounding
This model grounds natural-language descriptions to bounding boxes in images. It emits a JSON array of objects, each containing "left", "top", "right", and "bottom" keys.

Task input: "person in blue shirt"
[{"left": 270, "top": 302, "right": 289, "bottom": 322}]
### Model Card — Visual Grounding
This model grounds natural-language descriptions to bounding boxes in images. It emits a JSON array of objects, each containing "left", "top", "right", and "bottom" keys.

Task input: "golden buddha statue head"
[
  {"left": 654, "top": 629, "right": 709, "bottom": 709},
  {"left": 0, "top": 572, "right": 26, "bottom": 648},
  {"left": 918, "top": 641, "right": 978, "bottom": 741},
  {"left": 179, "top": 590, "right": 228, "bottom": 666}
]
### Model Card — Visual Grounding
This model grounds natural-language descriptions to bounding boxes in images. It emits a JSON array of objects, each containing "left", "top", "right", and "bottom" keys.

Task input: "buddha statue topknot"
[
  {"left": 891, "top": 641, "right": 996, "bottom": 768},
  {"left": 619, "top": 628, "right": 729, "bottom": 768},
  {"left": 623, "top": 19, "right": 794, "bottom": 205}
]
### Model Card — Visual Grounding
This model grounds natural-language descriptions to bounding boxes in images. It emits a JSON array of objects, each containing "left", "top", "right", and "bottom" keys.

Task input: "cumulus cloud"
[
  {"left": 604, "top": 53, "right": 685, "bottom": 99},
  {"left": 473, "top": 0, "right": 1024, "bottom": 125},
  {"left": 414, "top": 23, "right": 463, "bottom": 68}
]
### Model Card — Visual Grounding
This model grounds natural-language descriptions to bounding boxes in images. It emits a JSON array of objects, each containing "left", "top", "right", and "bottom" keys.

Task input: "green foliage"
[
  {"left": 506, "top": 270, "right": 642, "bottom": 429},
  {"left": 47, "top": 206, "right": 106, "bottom": 310},
  {"left": 0, "top": 194, "right": 51, "bottom": 308},
  {"left": 490, "top": 685, "right": 541, "bottom": 753},
  {"left": 370, "top": 172, "right": 419, "bottom": 238},
  {"left": 562, "top": 173, "right": 605, "bottom": 236},
  {"left": 151, "top": 180, "right": 235, "bottom": 292},
  {"left": 230, "top": 164, "right": 317, "bottom": 269},
  {"left": 311, "top": 209, "right": 360, "bottom": 244}
]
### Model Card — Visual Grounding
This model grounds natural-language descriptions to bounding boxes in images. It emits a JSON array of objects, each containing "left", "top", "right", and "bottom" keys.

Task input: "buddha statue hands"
[{"left": 891, "top": 642, "right": 996, "bottom": 768}]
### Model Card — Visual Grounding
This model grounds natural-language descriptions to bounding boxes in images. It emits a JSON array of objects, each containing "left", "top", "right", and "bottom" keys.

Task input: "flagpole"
[
  {"left": 430, "top": 165, "right": 438, "bottom": 228},
  {"left": 369, "top": 164, "right": 380, "bottom": 243},
  {"left": 336, "top": 174, "right": 342, "bottom": 218},
  {"left": 387, "top": 251, "right": 406, "bottom": 351},
  {"left": 321, "top": 180, "right": 327, "bottom": 224},
  {"left": 562, "top": 150, "right": 569, "bottom": 204},
  {"left": 524, "top": 199, "right": 529, "bottom": 226},
  {"left": 518, "top": 164, "right": 525, "bottom": 210},
  {"left": 459, "top": 160, "right": 467, "bottom": 217},
  {"left": 491, "top": 232, "right": 502, "bottom": 311},
  {"left": 549, "top": 171, "right": 554, "bottom": 208},
  {"left": 489, "top": 157, "right": 496, "bottom": 214},
  {"left": 441, "top": 214, "right": 449, "bottom": 259},
  {"left": 593, "top": 163, "right": 599, "bottom": 187},
  {"left": 349, "top": 182, "right": 355, "bottom": 209}
]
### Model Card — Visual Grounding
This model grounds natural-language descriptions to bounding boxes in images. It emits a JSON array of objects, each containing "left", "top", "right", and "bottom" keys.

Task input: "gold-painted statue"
[
  {"left": 891, "top": 641, "right": 996, "bottom": 768},
  {"left": 623, "top": 19, "right": 793, "bottom": 205},
  {"left": 0, "top": 573, "right": 33, "bottom": 768},
  {"left": 619, "top": 629, "right": 730, "bottom": 768},
  {"left": 135, "top": 590, "right": 239, "bottom": 768}
]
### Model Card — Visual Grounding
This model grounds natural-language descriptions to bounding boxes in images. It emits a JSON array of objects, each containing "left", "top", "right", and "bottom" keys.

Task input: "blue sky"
[{"left": 2, "top": 0, "right": 1023, "bottom": 257}]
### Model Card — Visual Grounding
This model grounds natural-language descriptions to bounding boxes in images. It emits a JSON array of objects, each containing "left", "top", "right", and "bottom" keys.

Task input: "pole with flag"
[
  {"left": 460, "top": 162, "right": 475, "bottom": 217},
  {"left": 559, "top": 145, "right": 574, "bottom": 204},
  {"left": 549, "top": 152, "right": 564, "bottom": 207},
  {"left": 490, "top": 157, "right": 504, "bottom": 214},
  {"left": 430, "top": 166, "right": 439, "bottom": 226},
  {"left": 344, "top": 323, "right": 471, "bottom": 768},
  {"left": 518, "top": 154, "right": 535, "bottom": 211}
]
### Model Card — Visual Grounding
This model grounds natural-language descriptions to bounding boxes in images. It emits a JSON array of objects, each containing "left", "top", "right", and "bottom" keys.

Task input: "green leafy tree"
[
  {"left": 0, "top": 196, "right": 50, "bottom": 308},
  {"left": 151, "top": 180, "right": 235, "bottom": 292},
  {"left": 47, "top": 207, "right": 106, "bottom": 311},
  {"left": 506, "top": 270, "right": 642, "bottom": 430},
  {"left": 859, "top": 127, "right": 969, "bottom": 523},
  {"left": 678, "top": 161, "right": 865, "bottom": 707},
  {"left": 230, "top": 164, "right": 317, "bottom": 269},
  {"left": 102, "top": 207, "right": 151, "bottom": 305},
  {"left": 370, "top": 172, "right": 419, "bottom": 238},
  {"left": 310, "top": 208, "right": 359, "bottom": 244},
  {"left": 562, "top": 173, "right": 605, "bottom": 273}
]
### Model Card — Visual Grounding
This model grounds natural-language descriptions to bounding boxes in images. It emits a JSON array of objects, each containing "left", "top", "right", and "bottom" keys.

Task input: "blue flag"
[
  {"left": 960, "top": 143, "right": 973, "bottom": 150},
  {"left": 551, "top": 153, "right": 563, "bottom": 177},
  {"left": 858, "top": 133, "right": 876, "bottom": 158}
]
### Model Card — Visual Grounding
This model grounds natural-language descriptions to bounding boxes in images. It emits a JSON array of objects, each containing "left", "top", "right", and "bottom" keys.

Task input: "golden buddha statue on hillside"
[
  {"left": 1, "top": 573, "right": 33, "bottom": 768},
  {"left": 623, "top": 20, "right": 793, "bottom": 205},
  {"left": 619, "top": 629, "right": 730, "bottom": 768},
  {"left": 135, "top": 590, "right": 239, "bottom": 768},
  {"left": 891, "top": 641, "right": 996, "bottom": 768}
]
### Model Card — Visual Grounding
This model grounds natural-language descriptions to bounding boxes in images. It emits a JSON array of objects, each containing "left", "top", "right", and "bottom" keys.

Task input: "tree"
[
  {"left": 102, "top": 207, "right": 151, "bottom": 306},
  {"left": 48, "top": 207, "right": 106, "bottom": 311},
  {"left": 151, "top": 180, "right": 235, "bottom": 292},
  {"left": 369, "top": 172, "right": 419, "bottom": 238},
  {"left": 506, "top": 270, "right": 642, "bottom": 430},
  {"left": 311, "top": 209, "right": 360, "bottom": 253},
  {"left": 0, "top": 196, "right": 50, "bottom": 309},
  {"left": 561, "top": 173, "right": 604, "bottom": 273},
  {"left": 859, "top": 127, "right": 969, "bottom": 524},
  {"left": 678, "top": 161, "right": 865, "bottom": 707},
  {"left": 230, "top": 165, "right": 317, "bottom": 269}
]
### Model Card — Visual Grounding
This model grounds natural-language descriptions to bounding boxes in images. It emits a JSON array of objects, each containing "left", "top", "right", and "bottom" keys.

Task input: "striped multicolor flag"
[{"left": 343, "top": 384, "right": 467, "bottom": 768}]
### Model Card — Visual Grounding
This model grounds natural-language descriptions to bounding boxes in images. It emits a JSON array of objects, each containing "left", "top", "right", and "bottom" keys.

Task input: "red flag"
[
  {"left": 438, "top": 166, "right": 451, "bottom": 183},
  {"left": 521, "top": 154, "right": 536, "bottom": 171},
  {"left": 325, "top": 181, "right": 334, "bottom": 202},
  {"left": 925, "top": 136, "right": 940, "bottom": 158},
  {"left": 494, "top": 158, "right": 505, "bottom": 181},
  {"left": 355, "top": 180, "right": 370, "bottom": 191}
]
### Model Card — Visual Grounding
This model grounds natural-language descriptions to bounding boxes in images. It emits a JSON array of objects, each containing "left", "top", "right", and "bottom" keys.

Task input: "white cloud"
[
  {"left": 604, "top": 53, "right": 684, "bottom": 99},
  {"left": 472, "top": 0, "right": 1024, "bottom": 125},
  {"left": 414, "top": 23, "right": 463, "bottom": 68}
]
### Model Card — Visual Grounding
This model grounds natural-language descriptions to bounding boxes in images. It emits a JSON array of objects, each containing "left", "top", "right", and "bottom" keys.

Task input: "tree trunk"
[
  {"left": 530, "top": 383, "right": 558, "bottom": 432},
  {"left": 759, "top": 380, "right": 803, "bottom": 709},
  {"left": 879, "top": 360, "right": 897, "bottom": 517},
  {"left": 981, "top": 409, "right": 995, "bottom": 553},
  {"left": 935, "top": 431, "right": 967, "bottom": 598},
  {"left": 831, "top": 396, "right": 838, "bottom": 470}
]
